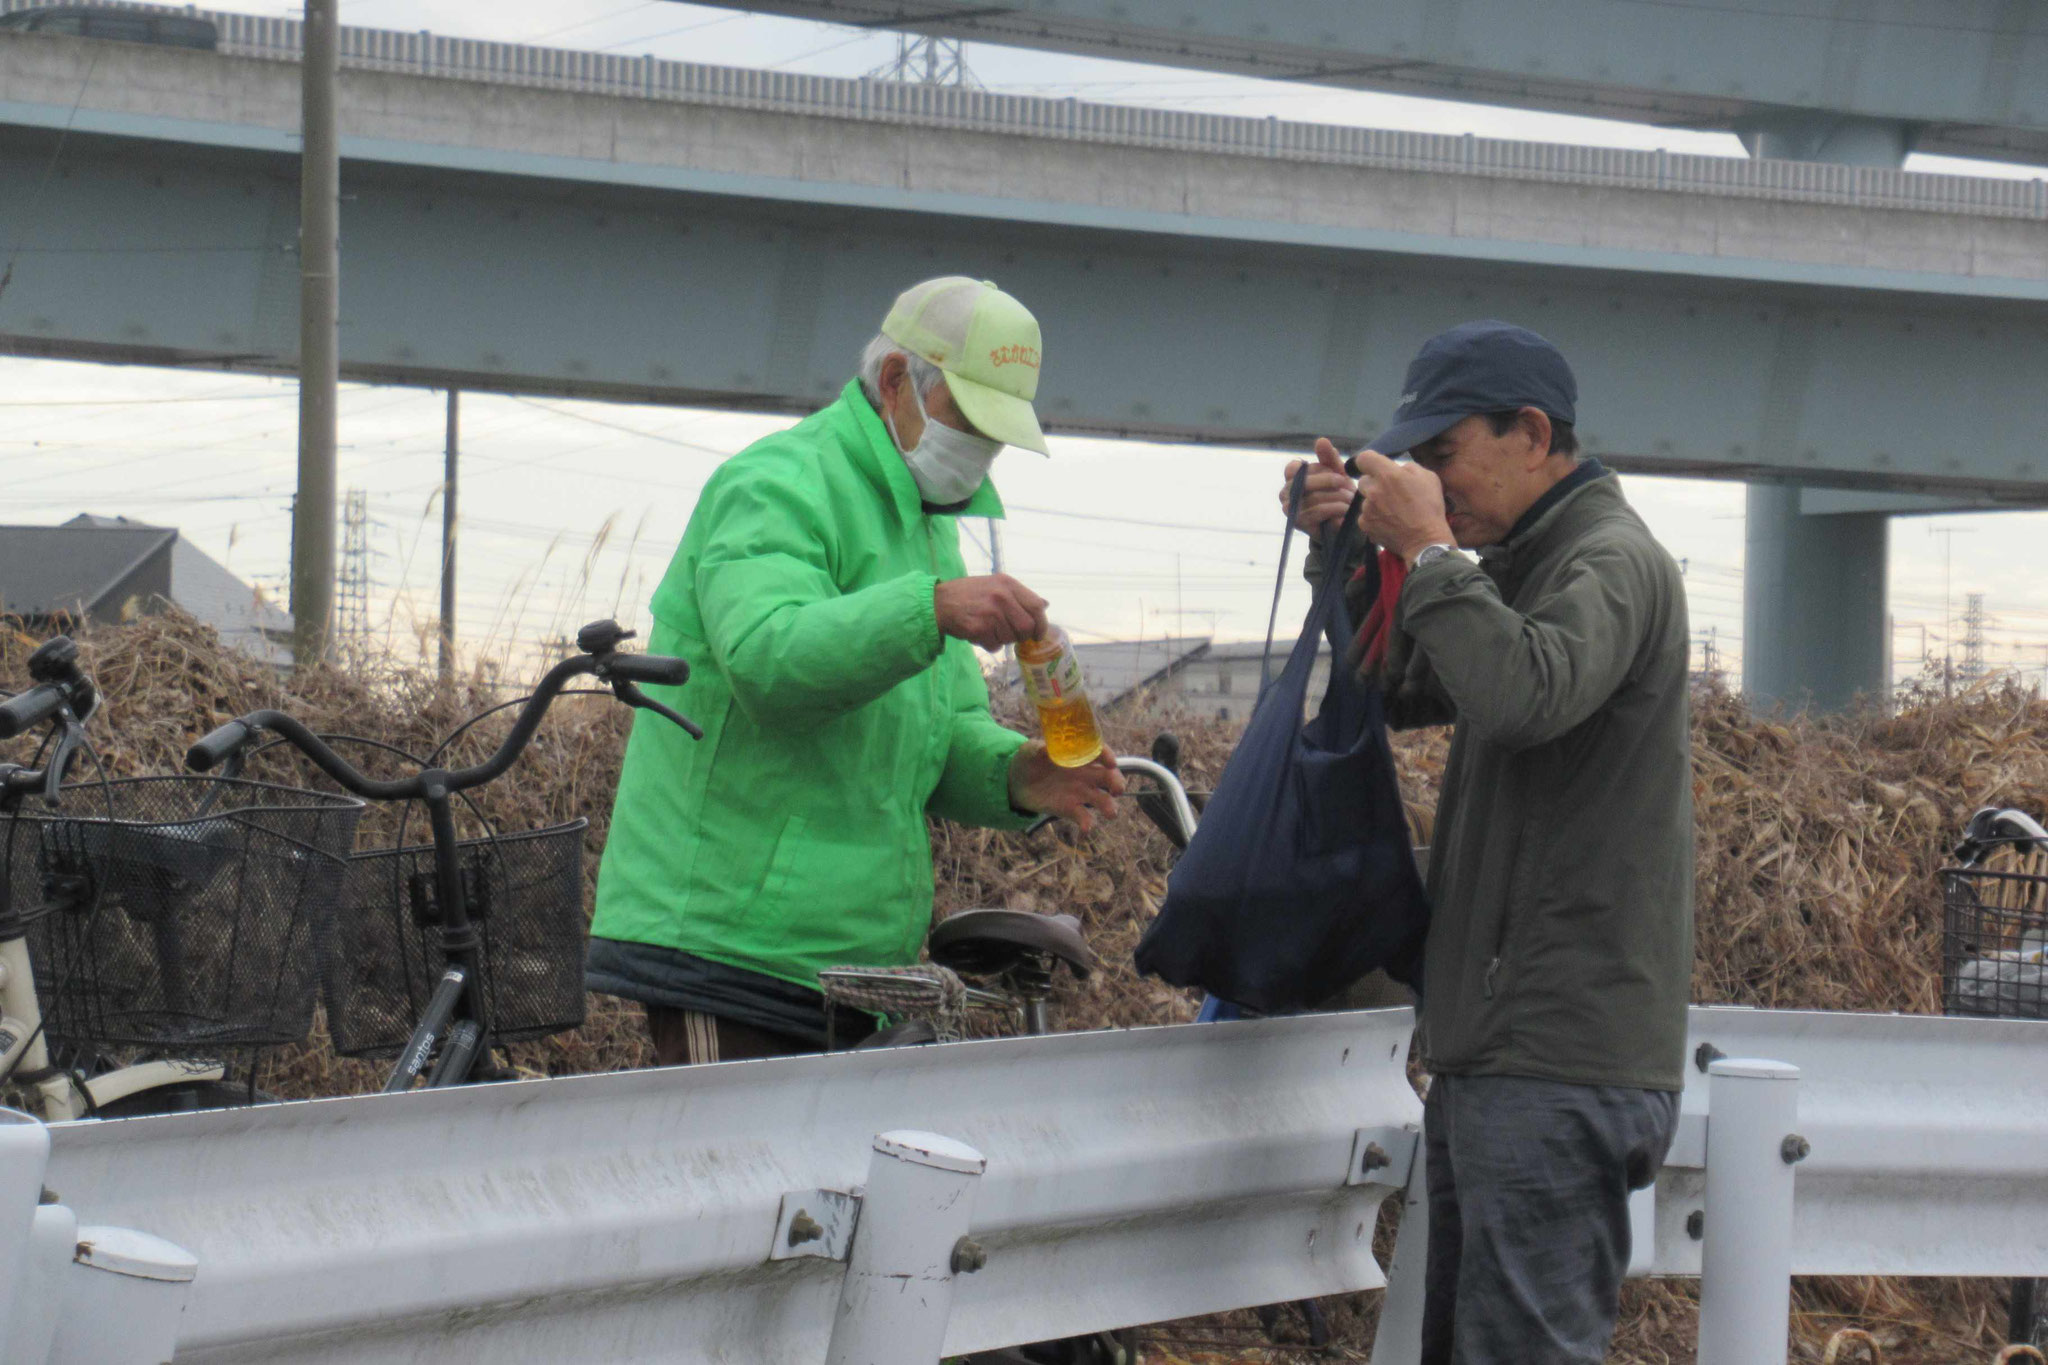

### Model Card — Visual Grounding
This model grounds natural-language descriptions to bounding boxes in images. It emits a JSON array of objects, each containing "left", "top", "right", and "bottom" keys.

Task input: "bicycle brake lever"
[
  {"left": 40, "top": 714, "right": 86, "bottom": 806},
  {"left": 613, "top": 679, "right": 705, "bottom": 740}
]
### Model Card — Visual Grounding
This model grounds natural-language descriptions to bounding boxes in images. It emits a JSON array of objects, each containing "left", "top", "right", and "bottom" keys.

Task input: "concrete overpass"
[
  {"left": 690, "top": 0, "right": 2048, "bottom": 170},
  {"left": 1, "top": 15, "right": 2045, "bottom": 706}
]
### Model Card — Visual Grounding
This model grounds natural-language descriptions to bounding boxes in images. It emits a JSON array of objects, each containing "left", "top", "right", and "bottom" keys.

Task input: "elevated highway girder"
[
  {"left": 3, "top": 37, "right": 2047, "bottom": 708},
  {"left": 691, "top": 0, "right": 2048, "bottom": 170},
  {"left": 7, "top": 126, "right": 2047, "bottom": 488}
]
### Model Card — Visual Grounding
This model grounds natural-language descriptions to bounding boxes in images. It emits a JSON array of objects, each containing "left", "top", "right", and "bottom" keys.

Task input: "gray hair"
[{"left": 856, "top": 333, "right": 945, "bottom": 409}]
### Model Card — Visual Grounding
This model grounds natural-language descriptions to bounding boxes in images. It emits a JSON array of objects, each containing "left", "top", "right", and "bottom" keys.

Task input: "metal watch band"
[{"left": 1411, "top": 543, "right": 1459, "bottom": 569}]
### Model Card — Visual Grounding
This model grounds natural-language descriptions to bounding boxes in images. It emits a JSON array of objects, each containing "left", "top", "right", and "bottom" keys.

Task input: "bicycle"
[
  {"left": 816, "top": 748, "right": 1205, "bottom": 1365},
  {"left": 186, "top": 619, "right": 698, "bottom": 1093},
  {"left": 0, "top": 635, "right": 365, "bottom": 1119},
  {"left": 1944, "top": 806, "right": 2048, "bottom": 1352}
]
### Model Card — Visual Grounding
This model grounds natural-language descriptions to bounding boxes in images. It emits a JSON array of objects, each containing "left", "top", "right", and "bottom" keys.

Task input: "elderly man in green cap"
[{"left": 588, "top": 276, "right": 1124, "bottom": 1066}]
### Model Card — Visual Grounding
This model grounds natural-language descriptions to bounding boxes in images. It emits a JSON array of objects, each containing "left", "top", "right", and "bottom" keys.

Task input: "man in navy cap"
[{"left": 1283, "top": 321, "right": 1694, "bottom": 1364}]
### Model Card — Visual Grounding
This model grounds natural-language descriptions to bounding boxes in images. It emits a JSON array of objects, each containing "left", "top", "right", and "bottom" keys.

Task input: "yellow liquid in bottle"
[
  {"left": 1016, "top": 632, "right": 1105, "bottom": 768},
  {"left": 1035, "top": 692, "right": 1104, "bottom": 768}
]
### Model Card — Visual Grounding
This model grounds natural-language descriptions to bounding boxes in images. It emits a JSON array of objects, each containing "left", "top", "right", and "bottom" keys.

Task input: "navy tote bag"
[{"left": 1133, "top": 473, "right": 1430, "bottom": 1013}]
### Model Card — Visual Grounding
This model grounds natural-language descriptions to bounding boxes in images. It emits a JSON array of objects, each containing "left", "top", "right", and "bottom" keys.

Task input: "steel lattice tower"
[
  {"left": 1960, "top": 592, "right": 1987, "bottom": 683},
  {"left": 336, "top": 487, "right": 373, "bottom": 652},
  {"left": 869, "top": 33, "right": 979, "bottom": 87}
]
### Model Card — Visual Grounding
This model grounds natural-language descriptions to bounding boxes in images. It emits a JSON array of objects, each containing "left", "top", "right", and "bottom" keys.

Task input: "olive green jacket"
[{"left": 1319, "top": 473, "right": 1695, "bottom": 1090}]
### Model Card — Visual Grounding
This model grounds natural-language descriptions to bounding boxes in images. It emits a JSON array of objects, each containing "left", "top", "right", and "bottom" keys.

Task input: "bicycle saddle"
[{"left": 928, "top": 909, "right": 1095, "bottom": 980}]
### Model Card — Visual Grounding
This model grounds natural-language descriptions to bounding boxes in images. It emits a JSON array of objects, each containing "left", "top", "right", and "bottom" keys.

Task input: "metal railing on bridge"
[{"left": 3, "top": 0, "right": 2046, "bottom": 222}]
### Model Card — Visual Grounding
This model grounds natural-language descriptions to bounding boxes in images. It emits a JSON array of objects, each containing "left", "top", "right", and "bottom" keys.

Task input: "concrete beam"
[
  {"left": 1797, "top": 489, "right": 2040, "bottom": 517},
  {"left": 2, "top": 39, "right": 2046, "bottom": 502},
  {"left": 689, "top": 0, "right": 2048, "bottom": 169}
]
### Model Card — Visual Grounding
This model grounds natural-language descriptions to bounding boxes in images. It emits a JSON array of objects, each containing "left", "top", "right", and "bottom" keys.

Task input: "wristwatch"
[{"left": 1410, "top": 542, "right": 1460, "bottom": 570}]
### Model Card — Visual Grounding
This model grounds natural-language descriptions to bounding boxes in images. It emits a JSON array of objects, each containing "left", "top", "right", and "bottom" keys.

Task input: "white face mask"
[{"left": 889, "top": 380, "right": 1003, "bottom": 506}]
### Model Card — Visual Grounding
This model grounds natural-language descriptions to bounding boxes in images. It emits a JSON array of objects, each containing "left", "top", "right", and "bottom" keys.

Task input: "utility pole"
[
  {"left": 440, "top": 388, "right": 459, "bottom": 682},
  {"left": 1927, "top": 526, "right": 1974, "bottom": 695},
  {"left": 291, "top": 0, "right": 340, "bottom": 669},
  {"left": 1883, "top": 612, "right": 1893, "bottom": 699},
  {"left": 986, "top": 517, "right": 1001, "bottom": 575}
]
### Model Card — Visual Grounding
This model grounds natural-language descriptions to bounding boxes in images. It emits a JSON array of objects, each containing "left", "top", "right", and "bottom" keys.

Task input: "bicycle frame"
[{"left": 189, "top": 620, "right": 696, "bottom": 1093}]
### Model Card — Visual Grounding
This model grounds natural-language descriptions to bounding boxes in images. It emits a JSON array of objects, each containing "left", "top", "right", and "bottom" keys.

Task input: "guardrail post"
[
  {"left": 46, "top": 1226, "right": 197, "bottom": 1364},
  {"left": 0, "top": 1107, "right": 50, "bottom": 1342},
  {"left": 825, "top": 1130, "right": 987, "bottom": 1365},
  {"left": 1368, "top": 1132, "right": 1428, "bottom": 1365},
  {"left": 14, "top": 1200, "right": 77, "bottom": 1365},
  {"left": 1698, "top": 1058, "right": 1802, "bottom": 1365}
]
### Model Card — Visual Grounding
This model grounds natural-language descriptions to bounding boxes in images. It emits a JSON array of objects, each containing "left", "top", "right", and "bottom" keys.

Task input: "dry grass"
[{"left": 4, "top": 614, "right": 2044, "bottom": 1361}]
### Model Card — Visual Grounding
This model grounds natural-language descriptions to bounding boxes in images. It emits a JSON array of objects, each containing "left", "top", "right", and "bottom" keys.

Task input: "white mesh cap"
[{"left": 880, "top": 276, "right": 1048, "bottom": 455}]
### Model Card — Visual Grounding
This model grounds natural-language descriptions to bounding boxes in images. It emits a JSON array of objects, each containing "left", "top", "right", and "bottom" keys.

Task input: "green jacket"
[
  {"left": 1323, "top": 473, "right": 1695, "bottom": 1091},
  {"left": 591, "top": 381, "right": 1033, "bottom": 991}
]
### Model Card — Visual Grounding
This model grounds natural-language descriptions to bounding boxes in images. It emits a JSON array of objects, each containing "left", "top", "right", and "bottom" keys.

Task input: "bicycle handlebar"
[
  {"left": 603, "top": 653, "right": 690, "bottom": 687},
  {"left": 184, "top": 718, "right": 252, "bottom": 773},
  {"left": 1955, "top": 805, "right": 2048, "bottom": 866},
  {"left": 187, "top": 626, "right": 699, "bottom": 794},
  {"left": 0, "top": 683, "right": 70, "bottom": 741},
  {"left": 1118, "top": 755, "right": 1199, "bottom": 846},
  {"left": 0, "top": 636, "right": 99, "bottom": 807}
]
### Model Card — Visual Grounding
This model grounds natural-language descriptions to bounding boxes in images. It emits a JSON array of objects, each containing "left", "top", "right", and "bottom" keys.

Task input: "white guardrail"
[
  {"left": 2, "top": 0, "right": 2046, "bottom": 221},
  {"left": 20, "top": 1010, "right": 1423, "bottom": 1364},
  {"left": 0, "top": 1004, "right": 2040, "bottom": 1362}
]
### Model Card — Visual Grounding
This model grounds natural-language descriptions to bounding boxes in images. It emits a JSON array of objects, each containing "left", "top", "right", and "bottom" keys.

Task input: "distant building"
[
  {"left": 1003, "top": 635, "right": 1332, "bottom": 721},
  {"left": 1168, "top": 640, "right": 1332, "bottom": 722},
  {"left": 0, "top": 514, "right": 292, "bottom": 666}
]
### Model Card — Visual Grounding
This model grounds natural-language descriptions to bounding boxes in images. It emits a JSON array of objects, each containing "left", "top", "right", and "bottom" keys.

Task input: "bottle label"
[{"left": 1021, "top": 647, "right": 1084, "bottom": 703}]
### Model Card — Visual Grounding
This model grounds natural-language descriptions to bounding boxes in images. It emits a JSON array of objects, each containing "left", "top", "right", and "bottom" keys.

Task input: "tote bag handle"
[{"left": 1259, "top": 464, "right": 1367, "bottom": 699}]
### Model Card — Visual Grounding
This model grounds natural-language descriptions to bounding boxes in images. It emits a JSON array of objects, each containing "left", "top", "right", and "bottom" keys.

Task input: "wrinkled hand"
[
  {"left": 935, "top": 574, "right": 1051, "bottom": 650},
  {"left": 1007, "top": 742, "right": 1125, "bottom": 834},
  {"left": 1278, "top": 439, "right": 1360, "bottom": 537},
  {"left": 1349, "top": 448, "right": 1455, "bottom": 563}
]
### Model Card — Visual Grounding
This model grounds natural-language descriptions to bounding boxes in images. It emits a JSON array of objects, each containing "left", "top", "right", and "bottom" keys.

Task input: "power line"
[
  {"left": 1005, "top": 505, "right": 1275, "bottom": 538},
  {"left": 506, "top": 396, "right": 739, "bottom": 457}
]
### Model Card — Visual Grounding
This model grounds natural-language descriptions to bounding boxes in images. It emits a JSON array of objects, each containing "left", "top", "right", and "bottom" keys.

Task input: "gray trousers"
[{"left": 1420, "top": 1073, "right": 1679, "bottom": 1365}]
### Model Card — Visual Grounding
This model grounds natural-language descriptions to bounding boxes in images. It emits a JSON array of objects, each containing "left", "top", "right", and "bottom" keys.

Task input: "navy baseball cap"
[{"left": 1370, "top": 320, "right": 1577, "bottom": 456}]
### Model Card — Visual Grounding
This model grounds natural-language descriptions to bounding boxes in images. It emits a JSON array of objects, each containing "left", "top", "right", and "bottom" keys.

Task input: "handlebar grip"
[
  {"left": 0, "top": 684, "right": 67, "bottom": 741},
  {"left": 186, "top": 719, "right": 253, "bottom": 772},
  {"left": 605, "top": 653, "right": 691, "bottom": 687}
]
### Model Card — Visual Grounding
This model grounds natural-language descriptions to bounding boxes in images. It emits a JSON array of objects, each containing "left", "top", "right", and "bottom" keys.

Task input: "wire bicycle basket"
[
  {"left": 324, "top": 820, "right": 589, "bottom": 1058},
  {"left": 13, "top": 777, "right": 366, "bottom": 1051},
  {"left": 1942, "top": 856, "right": 2048, "bottom": 1021}
]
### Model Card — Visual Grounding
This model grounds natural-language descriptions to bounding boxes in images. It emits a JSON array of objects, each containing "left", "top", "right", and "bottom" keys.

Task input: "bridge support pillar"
[
  {"left": 1735, "top": 112, "right": 1915, "bottom": 167},
  {"left": 1742, "top": 485, "right": 1889, "bottom": 712}
]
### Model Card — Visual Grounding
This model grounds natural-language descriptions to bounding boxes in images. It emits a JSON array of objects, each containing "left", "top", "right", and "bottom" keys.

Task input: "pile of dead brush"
[{"left": 5, "top": 615, "right": 2043, "bottom": 1360}]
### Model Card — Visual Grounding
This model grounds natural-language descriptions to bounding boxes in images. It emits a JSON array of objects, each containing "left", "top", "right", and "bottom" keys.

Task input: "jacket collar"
[
  {"left": 834, "top": 379, "right": 1007, "bottom": 525},
  {"left": 1504, "top": 457, "right": 1606, "bottom": 544},
  {"left": 1478, "top": 464, "right": 1622, "bottom": 578}
]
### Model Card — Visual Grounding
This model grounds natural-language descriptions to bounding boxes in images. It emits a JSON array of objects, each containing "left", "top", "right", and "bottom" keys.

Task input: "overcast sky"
[{"left": 6, "top": 0, "right": 2048, "bottom": 688}]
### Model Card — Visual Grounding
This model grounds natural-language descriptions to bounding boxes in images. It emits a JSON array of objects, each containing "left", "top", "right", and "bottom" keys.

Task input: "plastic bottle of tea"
[{"left": 1015, "top": 628, "right": 1104, "bottom": 767}]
